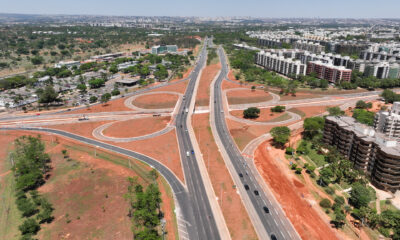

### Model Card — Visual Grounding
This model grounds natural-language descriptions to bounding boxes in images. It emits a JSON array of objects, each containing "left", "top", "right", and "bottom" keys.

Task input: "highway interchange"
[{"left": 2, "top": 37, "right": 397, "bottom": 240}]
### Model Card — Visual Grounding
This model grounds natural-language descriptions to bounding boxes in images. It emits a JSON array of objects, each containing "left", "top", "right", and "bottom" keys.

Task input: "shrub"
[
  {"left": 324, "top": 187, "right": 335, "bottom": 195},
  {"left": 295, "top": 168, "right": 302, "bottom": 174},
  {"left": 19, "top": 218, "right": 40, "bottom": 235},
  {"left": 285, "top": 147, "right": 294, "bottom": 155},
  {"left": 271, "top": 105, "right": 286, "bottom": 113},
  {"left": 243, "top": 107, "right": 260, "bottom": 119},
  {"left": 319, "top": 198, "right": 332, "bottom": 208}
]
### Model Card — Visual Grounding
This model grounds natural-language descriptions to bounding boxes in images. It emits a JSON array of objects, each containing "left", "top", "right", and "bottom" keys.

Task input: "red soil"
[
  {"left": 227, "top": 89, "right": 272, "bottom": 105},
  {"left": 150, "top": 80, "right": 188, "bottom": 94},
  {"left": 254, "top": 141, "right": 339, "bottom": 240},
  {"left": 49, "top": 122, "right": 185, "bottom": 183},
  {"left": 271, "top": 91, "right": 321, "bottom": 101},
  {"left": 65, "top": 97, "right": 132, "bottom": 115},
  {"left": 133, "top": 94, "right": 179, "bottom": 109},
  {"left": 196, "top": 63, "right": 221, "bottom": 106},
  {"left": 290, "top": 105, "right": 337, "bottom": 119},
  {"left": 1, "top": 131, "right": 177, "bottom": 240},
  {"left": 103, "top": 116, "right": 171, "bottom": 138},
  {"left": 192, "top": 113, "right": 257, "bottom": 239},
  {"left": 222, "top": 80, "right": 244, "bottom": 90},
  {"left": 230, "top": 108, "right": 286, "bottom": 122}
]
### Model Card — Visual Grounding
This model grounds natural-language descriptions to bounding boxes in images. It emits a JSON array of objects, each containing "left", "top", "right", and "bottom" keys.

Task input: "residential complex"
[
  {"left": 256, "top": 51, "right": 306, "bottom": 77},
  {"left": 374, "top": 102, "right": 400, "bottom": 140},
  {"left": 306, "top": 61, "right": 352, "bottom": 83},
  {"left": 323, "top": 115, "right": 400, "bottom": 192},
  {"left": 292, "top": 40, "right": 325, "bottom": 53}
]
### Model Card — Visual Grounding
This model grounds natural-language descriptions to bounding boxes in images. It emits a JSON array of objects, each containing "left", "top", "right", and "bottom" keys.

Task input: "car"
[
  {"left": 191, "top": 150, "right": 195, "bottom": 154},
  {"left": 36, "top": 113, "right": 40, "bottom": 115},
  {"left": 254, "top": 190, "right": 259, "bottom": 196},
  {"left": 239, "top": 173, "right": 243, "bottom": 178},
  {"left": 186, "top": 151, "right": 190, "bottom": 157},
  {"left": 263, "top": 206, "right": 270, "bottom": 213},
  {"left": 244, "top": 184, "right": 249, "bottom": 190},
  {"left": 270, "top": 234, "right": 277, "bottom": 240}
]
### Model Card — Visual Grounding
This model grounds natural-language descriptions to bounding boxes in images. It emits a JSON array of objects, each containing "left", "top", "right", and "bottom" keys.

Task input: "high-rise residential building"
[
  {"left": 374, "top": 102, "right": 400, "bottom": 140},
  {"left": 323, "top": 116, "right": 400, "bottom": 192},
  {"left": 307, "top": 61, "right": 352, "bottom": 83},
  {"left": 363, "top": 62, "right": 400, "bottom": 79},
  {"left": 256, "top": 51, "right": 307, "bottom": 77}
]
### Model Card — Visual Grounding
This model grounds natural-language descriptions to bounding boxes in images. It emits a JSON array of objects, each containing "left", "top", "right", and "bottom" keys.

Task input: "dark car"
[
  {"left": 239, "top": 173, "right": 243, "bottom": 178},
  {"left": 270, "top": 234, "right": 277, "bottom": 240},
  {"left": 244, "top": 184, "right": 249, "bottom": 190},
  {"left": 191, "top": 150, "right": 195, "bottom": 154},
  {"left": 254, "top": 190, "right": 259, "bottom": 196},
  {"left": 263, "top": 206, "right": 269, "bottom": 214}
]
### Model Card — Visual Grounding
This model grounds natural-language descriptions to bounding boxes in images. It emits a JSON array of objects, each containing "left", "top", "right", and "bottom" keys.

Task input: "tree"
[
  {"left": 19, "top": 218, "right": 40, "bottom": 235},
  {"left": 349, "top": 182, "right": 372, "bottom": 209},
  {"left": 243, "top": 107, "right": 260, "bottom": 119},
  {"left": 109, "top": 64, "right": 118, "bottom": 74},
  {"left": 111, "top": 88, "right": 120, "bottom": 96},
  {"left": 251, "top": 85, "right": 256, "bottom": 91},
  {"left": 88, "top": 78, "right": 105, "bottom": 89},
  {"left": 356, "top": 100, "right": 372, "bottom": 109},
  {"left": 30, "top": 56, "right": 44, "bottom": 65},
  {"left": 327, "top": 106, "right": 344, "bottom": 116},
  {"left": 100, "top": 93, "right": 111, "bottom": 105},
  {"left": 77, "top": 83, "right": 87, "bottom": 93},
  {"left": 319, "top": 198, "right": 332, "bottom": 208},
  {"left": 303, "top": 117, "right": 325, "bottom": 140},
  {"left": 38, "top": 85, "right": 59, "bottom": 106},
  {"left": 270, "top": 126, "right": 291, "bottom": 147},
  {"left": 89, "top": 96, "right": 98, "bottom": 103},
  {"left": 352, "top": 109, "right": 375, "bottom": 126},
  {"left": 381, "top": 89, "right": 400, "bottom": 103},
  {"left": 271, "top": 105, "right": 285, "bottom": 113}
]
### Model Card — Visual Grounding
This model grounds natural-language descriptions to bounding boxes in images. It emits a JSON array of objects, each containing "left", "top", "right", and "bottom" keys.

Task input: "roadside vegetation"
[{"left": 10, "top": 136, "right": 54, "bottom": 239}]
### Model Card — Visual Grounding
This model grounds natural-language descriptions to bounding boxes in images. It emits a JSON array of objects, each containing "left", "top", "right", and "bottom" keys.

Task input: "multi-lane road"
[{"left": 211, "top": 46, "right": 300, "bottom": 240}]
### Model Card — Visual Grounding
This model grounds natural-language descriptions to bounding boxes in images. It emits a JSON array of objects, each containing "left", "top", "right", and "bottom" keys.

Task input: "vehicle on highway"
[
  {"left": 270, "top": 234, "right": 277, "bottom": 240},
  {"left": 244, "top": 184, "right": 249, "bottom": 190},
  {"left": 185, "top": 108, "right": 189, "bottom": 113},
  {"left": 191, "top": 150, "right": 194, "bottom": 155},
  {"left": 239, "top": 173, "right": 243, "bottom": 178},
  {"left": 36, "top": 113, "right": 40, "bottom": 115},
  {"left": 263, "top": 206, "right": 270, "bottom": 214},
  {"left": 78, "top": 115, "right": 89, "bottom": 121},
  {"left": 186, "top": 151, "right": 190, "bottom": 157},
  {"left": 254, "top": 190, "right": 259, "bottom": 196}
]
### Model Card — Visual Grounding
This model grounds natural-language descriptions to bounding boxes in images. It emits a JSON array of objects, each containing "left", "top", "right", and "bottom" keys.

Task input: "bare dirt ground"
[
  {"left": 222, "top": 79, "right": 244, "bottom": 90},
  {"left": 226, "top": 118, "right": 275, "bottom": 151},
  {"left": 103, "top": 116, "right": 171, "bottom": 138},
  {"left": 230, "top": 108, "right": 286, "bottom": 122},
  {"left": 254, "top": 140, "right": 339, "bottom": 240},
  {"left": 192, "top": 113, "right": 258, "bottom": 240},
  {"left": 0, "top": 131, "right": 177, "bottom": 240},
  {"left": 196, "top": 63, "right": 221, "bottom": 106},
  {"left": 132, "top": 94, "right": 179, "bottom": 109},
  {"left": 64, "top": 98, "right": 133, "bottom": 115},
  {"left": 227, "top": 89, "right": 273, "bottom": 105},
  {"left": 50, "top": 122, "right": 185, "bottom": 183},
  {"left": 269, "top": 90, "right": 321, "bottom": 101},
  {"left": 288, "top": 105, "right": 337, "bottom": 119},
  {"left": 150, "top": 80, "right": 188, "bottom": 94}
]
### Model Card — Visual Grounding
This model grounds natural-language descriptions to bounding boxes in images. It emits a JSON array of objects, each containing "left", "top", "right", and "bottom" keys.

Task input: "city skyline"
[{"left": 1, "top": 0, "right": 400, "bottom": 18}]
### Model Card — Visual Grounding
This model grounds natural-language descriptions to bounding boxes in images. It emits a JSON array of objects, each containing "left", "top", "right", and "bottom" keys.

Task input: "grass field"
[{"left": 288, "top": 108, "right": 306, "bottom": 118}]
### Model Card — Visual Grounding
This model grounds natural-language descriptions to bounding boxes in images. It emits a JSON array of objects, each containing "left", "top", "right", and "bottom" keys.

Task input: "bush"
[
  {"left": 324, "top": 187, "right": 335, "bottom": 195},
  {"left": 271, "top": 105, "right": 286, "bottom": 113},
  {"left": 111, "top": 89, "right": 120, "bottom": 96},
  {"left": 296, "top": 141, "right": 309, "bottom": 154},
  {"left": 319, "top": 198, "right": 332, "bottom": 208},
  {"left": 295, "top": 168, "right": 302, "bottom": 174},
  {"left": 285, "top": 147, "right": 294, "bottom": 155},
  {"left": 290, "top": 163, "right": 297, "bottom": 170},
  {"left": 19, "top": 218, "right": 40, "bottom": 235},
  {"left": 89, "top": 96, "right": 98, "bottom": 103},
  {"left": 243, "top": 107, "right": 260, "bottom": 119}
]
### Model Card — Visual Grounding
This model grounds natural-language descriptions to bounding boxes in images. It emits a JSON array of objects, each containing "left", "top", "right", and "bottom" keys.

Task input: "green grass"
[
  {"left": 0, "top": 145, "right": 22, "bottom": 240},
  {"left": 300, "top": 141, "right": 326, "bottom": 167},
  {"left": 380, "top": 200, "right": 399, "bottom": 212},
  {"left": 265, "top": 113, "right": 291, "bottom": 122}
]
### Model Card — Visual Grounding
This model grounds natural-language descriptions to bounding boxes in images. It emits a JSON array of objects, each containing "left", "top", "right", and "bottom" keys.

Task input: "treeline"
[
  {"left": 156, "top": 35, "right": 200, "bottom": 49},
  {"left": 0, "top": 75, "right": 36, "bottom": 90},
  {"left": 11, "top": 136, "right": 54, "bottom": 239},
  {"left": 340, "top": 71, "right": 400, "bottom": 90},
  {"left": 207, "top": 48, "right": 218, "bottom": 65},
  {"left": 124, "top": 171, "right": 163, "bottom": 240}
]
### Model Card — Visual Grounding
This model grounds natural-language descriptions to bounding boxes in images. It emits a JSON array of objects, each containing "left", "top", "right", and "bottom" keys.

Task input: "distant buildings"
[
  {"left": 256, "top": 51, "right": 306, "bottom": 77},
  {"left": 292, "top": 40, "right": 325, "bottom": 53},
  {"left": 54, "top": 60, "right": 80, "bottom": 69},
  {"left": 307, "top": 61, "right": 352, "bottom": 83},
  {"left": 117, "top": 61, "right": 138, "bottom": 71},
  {"left": 151, "top": 45, "right": 178, "bottom": 55},
  {"left": 90, "top": 52, "right": 125, "bottom": 62},
  {"left": 323, "top": 111, "right": 400, "bottom": 192}
]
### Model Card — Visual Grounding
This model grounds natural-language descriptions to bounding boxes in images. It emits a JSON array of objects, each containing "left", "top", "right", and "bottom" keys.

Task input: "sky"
[{"left": 0, "top": 0, "right": 399, "bottom": 18}]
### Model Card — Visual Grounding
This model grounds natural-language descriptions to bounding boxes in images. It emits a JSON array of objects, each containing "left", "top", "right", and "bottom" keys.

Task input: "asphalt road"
[
  {"left": 212, "top": 46, "right": 300, "bottom": 240},
  {"left": 174, "top": 37, "right": 221, "bottom": 240}
]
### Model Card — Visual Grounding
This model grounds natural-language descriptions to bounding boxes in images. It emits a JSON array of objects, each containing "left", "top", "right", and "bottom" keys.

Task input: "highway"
[
  {"left": 211, "top": 46, "right": 300, "bottom": 240},
  {"left": 174, "top": 37, "right": 221, "bottom": 240}
]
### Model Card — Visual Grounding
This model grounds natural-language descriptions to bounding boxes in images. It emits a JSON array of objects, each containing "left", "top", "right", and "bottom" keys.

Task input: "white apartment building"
[
  {"left": 256, "top": 51, "right": 307, "bottom": 77},
  {"left": 375, "top": 102, "right": 400, "bottom": 140}
]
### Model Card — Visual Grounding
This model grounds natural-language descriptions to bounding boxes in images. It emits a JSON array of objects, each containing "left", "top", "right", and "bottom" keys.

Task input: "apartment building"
[
  {"left": 256, "top": 51, "right": 307, "bottom": 77},
  {"left": 257, "top": 38, "right": 283, "bottom": 48},
  {"left": 299, "top": 51, "right": 351, "bottom": 68},
  {"left": 292, "top": 40, "right": 325, "bottom": 53},
  {"left": 363, "top": 62, "right": 400, "bottom": 79},
  {"left": 323, "top": 116, "right": 400, "bottom": 192},
  {"left": 374, "top": 102, "right": 400, "bottom": 140},
  {"left": 307, "top": 61, "right": 352, "bottom": 83},
  {"left": 151, "top": 45, "right": 178, "bottom": 55}
]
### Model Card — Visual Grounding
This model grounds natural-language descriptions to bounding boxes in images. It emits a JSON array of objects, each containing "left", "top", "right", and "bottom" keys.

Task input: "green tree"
[
  {"left": 89, "top": 96, "right": 98, "bottom": 103},
  {"left": 88, "top": 78, "right": 105, "bottom": 89},
  {"left": 303, "top": 117, "right": 325, "bottom": 140},
  {"left": 319, "top": 198, "right": 332, "bottom": 208},
  {"left": 77, "top": 83, "right": 87, "bottom": 93},
  {"left": 356, "top": 100, "right": 372, "bottom": 109},
  {"left": 100, "top": 93, "right": 111, "bottom": 105},
  {"left": 327, "top": 106, "right": 344, "bottom": 116},
  {"left": 243, "top": 107, "right": 260, "bottom": 119},
  {"left": 19, "top": 218, "right": 40, "bottom": 235},
  {"left": 352, "top": 109, "right": 375, "bottom": 126},
  {"left": 271, "top": 105, "right": 285, "bottom": 113},
  {"left": 349, "top": 182, "right": 372, "bottom": 209},
  {"left": 270, "top": 126, "right": 291, "bottom": 147},
  {"left": 30, "top": 56, "right": 44, "bottom": 65}
]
